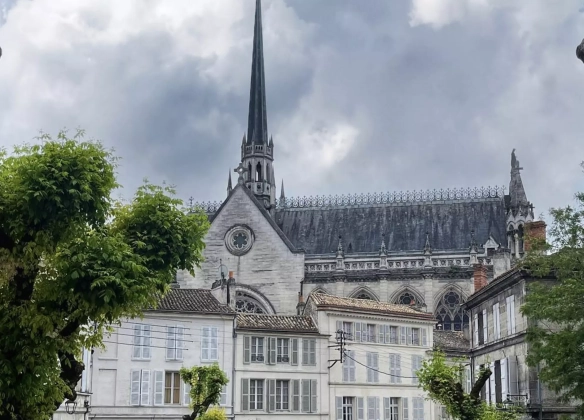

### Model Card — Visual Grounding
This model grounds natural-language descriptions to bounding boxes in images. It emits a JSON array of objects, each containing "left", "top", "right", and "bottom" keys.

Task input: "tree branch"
[{"left": 470, "top": 367, "right": 491, "bottom": 400}]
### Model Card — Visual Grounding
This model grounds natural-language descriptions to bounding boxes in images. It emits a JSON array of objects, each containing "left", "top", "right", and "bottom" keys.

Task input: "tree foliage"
[
  {"left": 0, "top": 130, "right": 210, "bottom": 420},
  {"left": 521, "top": 170, "right": 584, "bottom": 418},
  {"left": 180, "top": 364, "right": 229, "bottom": 420},
  {"left": 417, "top": 351, "right": 520, "bottom": 420}
]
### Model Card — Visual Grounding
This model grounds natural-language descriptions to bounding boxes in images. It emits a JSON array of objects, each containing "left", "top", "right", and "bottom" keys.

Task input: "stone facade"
[{"left": 464, "top": 269, "right": 576, "bottom": 419}]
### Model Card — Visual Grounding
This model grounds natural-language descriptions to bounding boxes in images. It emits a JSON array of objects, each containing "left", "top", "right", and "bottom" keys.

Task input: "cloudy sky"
[{"left": 1, "top": 0, "right": 583, "bottom": 218}]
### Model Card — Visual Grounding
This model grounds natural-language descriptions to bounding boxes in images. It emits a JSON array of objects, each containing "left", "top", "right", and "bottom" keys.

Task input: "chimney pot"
[
  {"left": 228, "top": 271, "right": 234, "bottom": 279},
  {"left": 473, "top": 264, "right": 488, "bottom": 292}
]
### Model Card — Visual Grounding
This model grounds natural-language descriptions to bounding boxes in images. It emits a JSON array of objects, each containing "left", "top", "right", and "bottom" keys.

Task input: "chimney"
[
  {"left": 492, "top": 249, "right": 511, "bottom": 279},
  {"left": 211, "top": 271, "right": 236, "bottom": 307},
  {"left": 473, "top": 264, "right": 488, "bottom": 292},
  {"left": 524, "top": 221, "right": 547, "bottom": 252},
  {"left": 296, "top": 292, "right": 306, "bottom": 315}
]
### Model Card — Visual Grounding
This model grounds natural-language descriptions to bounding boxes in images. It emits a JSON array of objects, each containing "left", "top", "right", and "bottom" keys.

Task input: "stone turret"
[{"left": 505, "top": 150, "right": 534, "bottom": 258}]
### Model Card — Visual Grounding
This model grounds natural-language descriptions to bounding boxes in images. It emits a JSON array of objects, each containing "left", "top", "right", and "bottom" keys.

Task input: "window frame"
[
  {"left": 164, "top": 371, "right": 182, "bottom": 405},
  {"left": 251, "top": 337, "right": 265, "bottom": 363},
  {"left": 249, "top": 379, "right": 265, "bottom": 410}
]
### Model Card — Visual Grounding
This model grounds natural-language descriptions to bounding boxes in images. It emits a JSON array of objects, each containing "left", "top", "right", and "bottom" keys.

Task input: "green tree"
[
  {"left": 521, "top": 172, "right": 584, "bottom": 418},
  {"left": 0, "top": 130, "right": 210, "bottom": 420},
  {"left": 180, "top": 364, "right": 229, "bottom": 420},
  {"left": 417, "top": 351, "right": 520, "bottom": 420}
]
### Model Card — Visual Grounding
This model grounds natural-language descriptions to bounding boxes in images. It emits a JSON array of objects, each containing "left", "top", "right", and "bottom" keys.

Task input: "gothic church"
[{"left": 178, "top": 0, "right": 535, "bottom": 332}]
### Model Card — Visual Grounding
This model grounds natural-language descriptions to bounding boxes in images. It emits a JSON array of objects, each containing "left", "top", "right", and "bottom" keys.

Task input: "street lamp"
[{"left": 64, "top": 399, "right": 90, "bottom": 418}]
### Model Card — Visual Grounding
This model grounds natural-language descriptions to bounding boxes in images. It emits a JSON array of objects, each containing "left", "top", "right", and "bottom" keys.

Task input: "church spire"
[
  {"left": 247, "top": 0, "right": 268, "bottom": 145},
  {"left": 227, "top": 169, "right": 233, "bottom": 195},
  {"left": 509, "top": 149, "right": 528, "bottom": 208}
]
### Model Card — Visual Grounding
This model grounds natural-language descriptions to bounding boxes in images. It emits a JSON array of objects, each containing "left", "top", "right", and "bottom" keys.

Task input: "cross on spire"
[{"left": 234, "top": 162, "right": 249, "bottom": 185}]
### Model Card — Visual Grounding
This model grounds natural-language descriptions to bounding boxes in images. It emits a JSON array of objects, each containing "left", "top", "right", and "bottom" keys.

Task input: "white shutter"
[
  {"left": 310, "top": 379, "right": 317, "bottom": 412},
  {"left": 269, "top": 337, "right": 277, "bottom": 365},
  {"left": 508, "top": 356, "right": 519, "bottom": 394},
  {"left": 367, "top": 396, "right": 375, "bottom": 420},
  {"left": 176, "top": 326, "right": 184, "bottom": 360},
  {"left": 184, "top": 382, "right": 191, "bottom": 406},
  {"left": 367, "top": 353, "right": 373, "bottom": 382},
  {"left": 130, "top": 370, "right": 141, "bottom": 405},
  {"left": 473, "top": 313, "right": 479, "bottom": 346},
  {"left": 292, "top": 379, "right": 300, "bottom": 411},
  {"left": 336, "top": 320, "right": 343, "bottom": 334},
  {"left": 357, "top": 397, "right": 364, "bottom": 420},
  {"left": 141, "top": 370, "right": 151, "bottom": 406},
  {"left": 309, "top": 339, "right": 317, "bottom": 365},
  {"left": 302, "top": 339, "right": 309, "bottom": 365},
  {"left": 210, "top": 327, "right": 218, "bottom": 360},
  {"left": 243, "top": 336, "right": 251, "bottom": 364},
  {"left": 301, "top": 379, "right": 310, "bottom": 412},
  {"left": 421, "top": 328, "right": 427, "bottom": 346},
  {"left": 166, "top": 326, "right": 175, "bottom": 360},
  {"left": 400, "top": 326, "right": 407, "bottom": 344},
  {"left": 202, "top": 327, "right": 210, "bottom": 360},
  {"left": 501, "top": 358, "right": 508, "bottom": 402},
  {"left": 493, "top": 303, "right": 500, "bottom": 339},
  {"left": 488, "top": 362, "right": 496, "bottom": 404},
  {"left": 384, "top": 325, "right": 391, "bottom": 343},
  {"left": 336, "top": 396, "right": 343, "bottom": 420},
  {"left": 268, "top": 379, "right": 276, "bottom": 412},
  {"left": 482, "top": 310, "right": 488, "bottom": 343},
  {"left": 133, "top": 325, "right": 141, "bottom": 359},
  {"left": 509, "top": 296, "right": 516, "bottom": 334},
  {"left": 373, "top": 353, "right": 379, "bottom": 383},
  {"left": 378, "top": 324, "right": 384, "bottom": 343},
  {"left": 383, "top": 397, "right": 390, "bottom": 420},
  {"left": 355, "top": 322, "right": 362, "bottom": 342},
  {"left": 291, "top": 338, "right": 299, "bottom": 365},
  {"left": 402, "top": 398, "right": 409, "bottom": 420},
  {"left": 154, "top": 371, "right": 164, "bottom": 406},
  {"left": 406, "top": 327, "right": 412, "bottom": 345},
  {"left": 506, "top": 297, "right": 512, "bottom": 336},
  {"left": 465, "top": 366, "right": 472, "bottom": 393},
  {"left": 350, "top": 351, "right": 356, "bottom": 382},
  {"left": 142, "top": 325, "right": 151, "bottom": 359},
  {"left": 241, "top": 378, "right": 250, "bottom": 411},
  {"left": 375, "top": 397, "right": 380, "bottom": 420},
  {"left": 396, "top": 354, "right": 402, "bottom": 383}
]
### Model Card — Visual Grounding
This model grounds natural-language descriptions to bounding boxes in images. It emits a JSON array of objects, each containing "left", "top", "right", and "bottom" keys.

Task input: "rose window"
[
  {"left": 233, "top": 232, "right": 249, "bottom": 249},
  {"left": 225, "top": 225, "right": 254, "bottom": 255},
  {"left": 235, "top": 292, "right": 266, "bottom": 314}
]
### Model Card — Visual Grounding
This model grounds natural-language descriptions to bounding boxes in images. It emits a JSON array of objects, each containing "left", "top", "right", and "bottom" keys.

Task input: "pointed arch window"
[
  {"left": 434, "top": 291, "right": 469, "bottom": 331},
  {"left": 255, "top": 162, "right": 262, "bottom": 182},
  {"left": 247, "top": 163, "right": 252, "bottom": 181},
  {"left": 355, "top": 292, "right": 373, "bottom": 300},
  {"left": 397, "top": 292, "right": 417, "bottom": 306},
  {"left": 235, "top": 291, "right": 267, "bottom": 314}
]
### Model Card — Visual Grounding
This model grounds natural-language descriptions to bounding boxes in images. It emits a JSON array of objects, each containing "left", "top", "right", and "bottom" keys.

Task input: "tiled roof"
[
  {"left": 154, "top": 289, "right": 235, "bottom": 315},
  {"left": 236, "top": 314, "right": 319, "bottom": 333},
  {"left": 433, "top": 330, "right": 470, "bottom": 352},
  {"left": 309, "top": 293, "right": 435, "bottom": 320}
]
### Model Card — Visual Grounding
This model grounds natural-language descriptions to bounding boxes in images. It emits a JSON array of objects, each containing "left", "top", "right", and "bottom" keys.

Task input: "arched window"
[
  {"left": 256, "top": 162, "right": 262, "bottom": 182},
  {"left": 247, "top": 163, "right": 252, "bottom": 181},
  {"left": 235, "top": 291, "right": 267, "bottom": 314},
  {"left": 518, "top": 224, "right": 525, "bottom": 255},
  {"left": 355, "top": 292, "right": 373, "bottom": 300},
  {"left": 266, "top": 163, "right": 270, "bottom": 183},
  {"left": 397, "top": 291, "right": 417, "bottom": 306},
  {"left": 434, "top": 291, "right": 469, "bottom": 331}
]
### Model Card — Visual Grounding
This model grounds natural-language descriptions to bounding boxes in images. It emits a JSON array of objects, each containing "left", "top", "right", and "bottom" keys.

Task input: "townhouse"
[
  {"left": 303, "top": 293, "right": 436, "bottom": 420},
  {"left": 232, "top": 313, "right": 330, "bottom": 420},
  {"left": 89, "top": 288, "right": 236, "bottom": 419}
]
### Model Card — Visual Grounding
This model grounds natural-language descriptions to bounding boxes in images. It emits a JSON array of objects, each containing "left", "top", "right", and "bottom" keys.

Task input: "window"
[
  {"left": 411, "top": 328, "right": 420, "bottom": 345},
  {"left": 164, "top": 372, "right": 181, "bottom": 405},
  {"left": 339, "top": 397, "right": 354, "bottom": 420},
  {"left": 383, "top": 397, "right": 399, "bottom": 420},
  {"left": 166, "top": 326, "right": 184, "bottom": 361},
  {"left": 343, "top": 322, "right": 354, "bottom": 341},
  {"left": 434, "top": 291, "right": 469, "bottom": 331},
  {"left": 389, "top": 354, "right": 401, "bottom": 384},
  {"left": 343, "top": 350, "right": 356, "bottom": 382},
  {"left": 385, "top": 325, "right": 398, "bottom": 344},
  {"left": 477, "top": 312, "right": 485, "bottom": 345},
  {"left": 493, "top": 303, "right": 501, "bottom": 340},
  {"left": 302, "top": 339, "right": 316, "bottom": 365},
  {"left": 367, "top": 396, "right": 380, "bottom": 420},
  {"left": 250, "top": 379, "right": 264, "bottom": 410},
  {"left": 411, "top": 355, "right": 423, "bottom": 385},
  {"left": 275, "top": 380, "right": 289, "bottom": 410},
  {"left": 235, "top": 291, "right": 267, "bottom": 314},
  {"left": 132, "top": 324, "right": 151, "bottom": 360},
  {"left": 277, "top": 338, "right": 289, "bottom": 363},
  {"left": 397, "top": 291, "right": 417, "bottom": 305},
  {"left": 412, "top": 397, "right": 424, "bottom": 420},
  {"left": 301, "top": 379, "right": 318, "bottom": 413},
  {"left": 251, "top": 337, "right": 264, "bottom": 362},
  {"left": 506, "top": 296, "right": 516, "bottom": 335},
  {"left": 202, "top": 327, "right": 218, "bottom": 361},
  {"left": 356, "top": 292, "right": 374, "bottom": 300},
  {"left": 130, "top": 369, "right": 151, "bottom": 406},
  {"left": 366, "top": 352, "right": 379, "bottom": 383}
]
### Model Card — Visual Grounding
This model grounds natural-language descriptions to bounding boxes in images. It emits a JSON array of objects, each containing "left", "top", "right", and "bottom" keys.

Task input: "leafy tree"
[
  {"left": 180, "top": 364, "right": 229, "bottom": 420},
  {"left": 521, "top": 171, "right": 584, "bottom": 418},
  {"left": 417, "top": 351, "right": 520, "bottom": 420},
  {"left": 0, "top": 130, "right": 210, "bottom": 420}
]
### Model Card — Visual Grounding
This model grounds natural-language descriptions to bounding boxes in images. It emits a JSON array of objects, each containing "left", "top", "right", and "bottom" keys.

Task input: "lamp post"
[{"left": 64, "top": 399, "right": 90, "bottom": 419}]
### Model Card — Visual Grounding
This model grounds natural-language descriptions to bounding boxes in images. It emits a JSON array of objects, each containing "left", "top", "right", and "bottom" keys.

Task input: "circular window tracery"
[
  {"left": 235, "top": 291, "right": 267, "bottom": 314},
  {"left": 397, "top": 291, "right": 417, "bottom": 305},
  {"left": 435, "top": 290, "right": 469, "bottom": 331},
  {"left": 355, "top": 292, "right": 374, "bottom": 300},
  {"left": 225, "top": 225, "right": 254, "bottom": 256}
]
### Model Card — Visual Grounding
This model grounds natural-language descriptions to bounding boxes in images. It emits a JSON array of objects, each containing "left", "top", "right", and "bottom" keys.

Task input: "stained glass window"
[
  {"left": 434, "top": 290, "right": 469, "bottom": 331},
  {"left": 235, "top": 291, "right": 266, "bottom": 314}
]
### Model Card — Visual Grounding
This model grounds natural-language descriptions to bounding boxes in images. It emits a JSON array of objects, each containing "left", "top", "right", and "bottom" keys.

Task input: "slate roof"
[
  {"left": 275, "top": 199, "right": 507, "bottom": 254},
  {"left": 433, "top": 330, "right": 470, "bottom": 352},
  {"left": 309, "top": 293, "right": 435, "bottom": 320},
  {"left": 154, "top": 289, "right": 235, "bottom": 315},
  {"left": 236, "top": 314, "right": 319, "bottom": 333}
]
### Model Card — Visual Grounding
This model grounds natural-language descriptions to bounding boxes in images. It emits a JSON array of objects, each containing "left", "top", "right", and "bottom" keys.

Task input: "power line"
[
  {"left": 343, "top": 351, "right": 419, "bottom": 380},
  {"left": 102, "top": 340, "right": 189, "bottom": 351}
]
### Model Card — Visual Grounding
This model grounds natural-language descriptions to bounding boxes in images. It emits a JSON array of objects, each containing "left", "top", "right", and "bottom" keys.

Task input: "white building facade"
[
  {"left": 89, "top": 288, "right": 236, "bottom": 420},
  {"left": 303, "top": 294, "right": 436, "bottom": 420},
  {"left": 233, "top": 313, "right": 330, "bottom": 420}
]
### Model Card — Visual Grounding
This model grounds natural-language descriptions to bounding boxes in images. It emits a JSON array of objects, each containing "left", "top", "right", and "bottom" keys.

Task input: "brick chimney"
[
  {"left": 524, "top": 221, "right": 547, "bottom": 252},
  {"left": 473, "top": 264, "right": 488, "bottom": 292}
]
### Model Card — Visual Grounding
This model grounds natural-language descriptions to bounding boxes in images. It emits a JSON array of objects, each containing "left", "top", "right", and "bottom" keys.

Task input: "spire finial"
[
  {"left": 246, "top": 0, "right": 268, "bottom": 146},
  {"left": 380, "top": 233, "right": 387, "bottom": 254},
  {"left": 424, "top": 232, "right": 432, "bottom": 254},
  {"left": 470, "top": 229, "right": 478, "bottom": 253},
  {"left": 337, "top": 235, "right": 343, "bottom": 254},
  {"left": 280, "top": 179, "right": 286, "bottom": 201},
  {"left": 227, "top": 169, "right": 233, "bottom": 194},
  {"left": 509, "top": 149, "right": 528, "bottom": 208}
]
